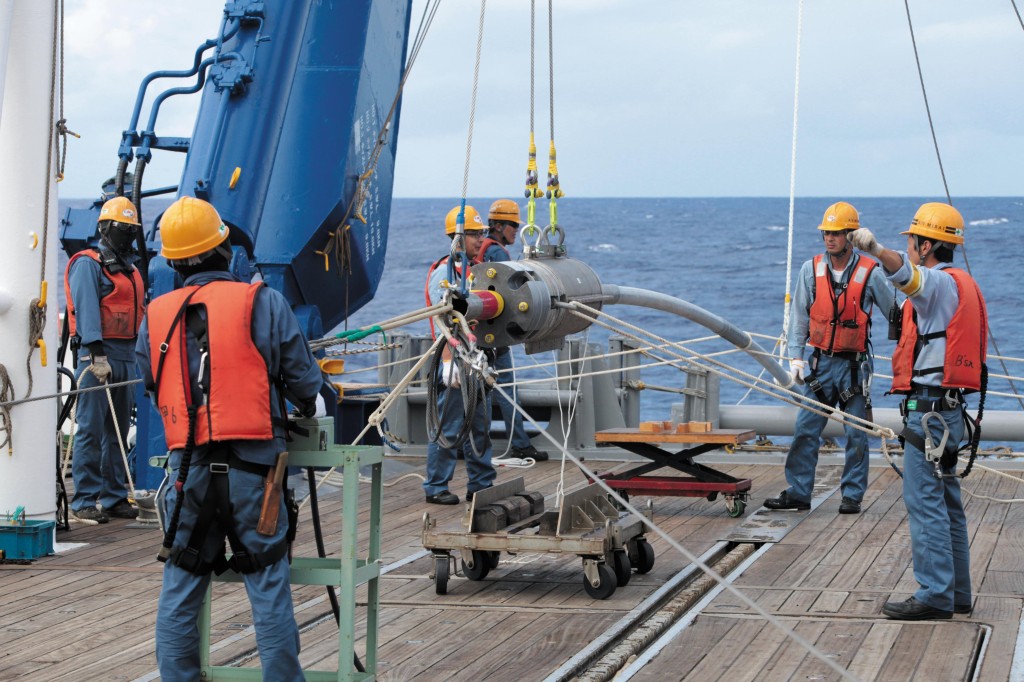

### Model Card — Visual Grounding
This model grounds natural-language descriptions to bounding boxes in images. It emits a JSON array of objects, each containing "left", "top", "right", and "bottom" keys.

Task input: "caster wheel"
[
  {"left": 486, "top": 551, "right": 501, "bottom": 570},
  {"left": 462, "top": 550, "right": 491, "bottom": 581},
  {"left": 583, "top": 561, "right": 617, "bottom": 600},
  {"left": 631, "top": 539, "right": 655, "bottom": 574},
  {"left": 434, "top": 556, "right": 449, "bottom": 595},
  {"left": 726, "top": 497, "right": 746, "bottom": 518},
  {"left": 611, "top": 549, "right": 631, "bottom": 587}
]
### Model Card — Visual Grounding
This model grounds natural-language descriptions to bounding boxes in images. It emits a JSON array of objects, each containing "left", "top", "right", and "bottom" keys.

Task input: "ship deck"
[{"left": 1, "top": 453, "right": 1021, "bottom": 681}]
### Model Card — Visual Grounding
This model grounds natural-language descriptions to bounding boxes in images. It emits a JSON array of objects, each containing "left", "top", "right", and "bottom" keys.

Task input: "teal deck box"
[{"left": 0, "top": 519, "right": 56, "bottom": 560}]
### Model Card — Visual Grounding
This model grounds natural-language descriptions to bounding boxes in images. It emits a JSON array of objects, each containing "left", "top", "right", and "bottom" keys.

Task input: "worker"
[
  {"left": 850, "top": 203, "right": 985, "bottom": 621},
  {"left": 136, "top": 197, "right": 322, "bottom": 680},
  {"left": 63, "top": 196, "right": 146, "bottom": 524},
  {"left": 422, "top": 205, "right": 497, "bottom": 504},
  {"left": 765, "top": 202, "right": 894, "bottom": 515},
  {"left": 476, "top": 199, "right": 547, "bottom": 462}
]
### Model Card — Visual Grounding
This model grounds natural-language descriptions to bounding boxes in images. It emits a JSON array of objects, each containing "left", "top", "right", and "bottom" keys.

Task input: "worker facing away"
[{"left": 136, "top": 196, "right": 323, "bottom": 681}]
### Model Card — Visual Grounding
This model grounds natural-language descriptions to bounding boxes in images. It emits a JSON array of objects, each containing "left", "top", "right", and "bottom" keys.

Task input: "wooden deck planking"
[{"left": 3, "top": 457, "right": 1023, "bottom": 681}]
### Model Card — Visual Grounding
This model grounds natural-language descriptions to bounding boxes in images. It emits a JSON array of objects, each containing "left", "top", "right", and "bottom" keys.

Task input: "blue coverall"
[
  {"left": 66, "top": 255, "right": 139, "bottom": 513},
  {"left": 423, "top": 259, "right": 496, "bottom": 497},
  {"left": 136, "top": 271, "right": 323, "bottom": 682},
  {"left": 782, "top": 254, "right": 895, "bottom": 505},
  {"left": 886, "top": 257, "right": 973, "bottom": 612}
]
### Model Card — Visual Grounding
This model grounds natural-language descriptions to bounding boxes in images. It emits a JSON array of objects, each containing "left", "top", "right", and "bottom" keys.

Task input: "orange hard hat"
[
  {"left": 488, "top": 199, "right": 523, "bottom": 225},
  {"left": 901, "top": 202, "right": 964, "bottom": 245},
  {"left": 159, "top": 197, "right": 230, "bottom": 260},
  {"left": 98, "top": 196, "right": 141, "bottom": 226},
  {"left": 444, "top": 205, "right": 485, "bottom": 235},
  {"left": 818, "top": 201, "right": 860, "bottom": 232}
]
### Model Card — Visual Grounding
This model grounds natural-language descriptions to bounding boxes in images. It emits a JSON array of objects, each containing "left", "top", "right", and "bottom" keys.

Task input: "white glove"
[
  {"left": 849, "top": 228, "right": 884, "bottom": 256},
  {"left": 312, "top": 394, "right": 327, "bottom": 418},
  {"left": 89, "top": 355, "right": 112, "bottom": 383},
  {"left": 441, "top": 360, "right": 461, "bottom": 388},
  {"left": 789, "top": 359, "right": 808, "bottom": 386}
]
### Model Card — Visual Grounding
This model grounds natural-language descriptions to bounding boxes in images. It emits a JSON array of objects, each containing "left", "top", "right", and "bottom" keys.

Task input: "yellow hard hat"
[
  {"left": 901, "top": 202, "right": 964, "bottom": 245},
  {"left": 98, "top": 196, "right": 141, "bottom": 226},
  {"left": 488, "top": 199, "right": 523, "bottom": 225},
  {"left": 818, "top": 201, "right": 860, "bottom": 232},
  {"left": 444, "top": 205, "right": 485, "bottom": 235},
  {"left": 159, "top": 197, "right": 230, "bottom": 260}
]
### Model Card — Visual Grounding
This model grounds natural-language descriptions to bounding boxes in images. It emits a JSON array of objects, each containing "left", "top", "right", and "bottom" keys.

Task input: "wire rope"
[
  {"left": 902, "top": 1, "right": 1024, "bottom": 411},
  {"left": 780, "top": 0, "right": 804, "bottom": 356}
]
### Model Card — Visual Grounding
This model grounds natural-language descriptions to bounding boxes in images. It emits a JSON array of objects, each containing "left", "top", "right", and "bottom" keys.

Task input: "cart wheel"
[
  {"left": 632, "top": 539, "right": 655, "bottom": 574},
  {"left": 434, "top": 556, "right": 449, "bottom": 595},
  {"left": 486, "top": 551, "right": 501, "bottom": 570},
  {"left": 462, "top": 550, "right": 491, "bottom": 581},
  {"left": 726, "top": 497, "right": 746, "bottom": 518},
  {"left": 611, "top": 549, "right": 632, "bottom": 587},
  {"left": 583, "top": 562, "right": 617, "bottom": 600}
]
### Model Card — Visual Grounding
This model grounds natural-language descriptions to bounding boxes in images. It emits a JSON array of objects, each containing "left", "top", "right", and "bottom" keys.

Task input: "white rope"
[
  {"left": 104, "top": 383, "right": 137, "bottom": 501},
  {"left": 489, "top": 381, "right": 858, "bottom": 681},
  {"left": 780, "top": 0, "right": 805, "bottom": 354}
]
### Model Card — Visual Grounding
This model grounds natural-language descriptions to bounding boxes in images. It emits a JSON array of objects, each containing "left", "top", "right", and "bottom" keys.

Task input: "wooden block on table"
[
  {"left": 673, "top": 423, "right": 691, "bottom": 433},
  {"left": 639, "top": 421, "right": 662, "bottom": 433},
  {"left": 688, "top": 421, "right": 712, "bottom": 433}
]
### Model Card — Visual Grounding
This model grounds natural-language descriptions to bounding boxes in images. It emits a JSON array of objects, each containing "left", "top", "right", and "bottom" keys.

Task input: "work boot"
[
  {"left": 425, "top": 491, "right": 459, "bottom": 505},
  {"left": 763, "top": 491, "right": 810, "bottom": 511},
  {"left": 512, "top": 444, "right": 548, "bottom": 462},
  {"left": 882, "top": 597, "right": 952, "bottom": 621},
  {"left": 838, "top": 497, "right": 861, "bottom": 514},
  {"left": 71, "top": 507, "right": 109, "bottom": 525},
  {"left": 104, "top": 500, "right": 139, "bottom": 519}
]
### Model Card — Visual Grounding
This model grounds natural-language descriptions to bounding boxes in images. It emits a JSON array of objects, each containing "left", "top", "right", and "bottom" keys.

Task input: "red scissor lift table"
[{"left": 594, "top": 426, "right": 756, "bottom": 517}]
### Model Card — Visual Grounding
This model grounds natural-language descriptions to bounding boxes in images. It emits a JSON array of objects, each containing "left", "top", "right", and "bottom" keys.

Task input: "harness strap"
[{"left": 169, "top": 449, "right": 289, "bottom": 576}]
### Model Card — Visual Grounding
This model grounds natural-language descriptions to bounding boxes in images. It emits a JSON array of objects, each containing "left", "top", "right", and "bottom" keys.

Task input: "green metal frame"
[{"left": 191, "top": 418, "right": 384, "bottom": 681}]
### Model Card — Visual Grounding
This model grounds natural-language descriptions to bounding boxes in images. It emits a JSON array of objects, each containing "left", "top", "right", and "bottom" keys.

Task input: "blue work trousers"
[
  {"left": 71, "top": 357, "right": 136, "bottom": 511},
  {"left": 783, "top": 353, "right": 869, "bottom": 504},
  {"left": 423, "top": 386, "right": 496, "bottom": 496},
  {"left": 156, "top": 451, "right": 303, "bottom": 682},
  {"left": 492, "top": 348, "right": 531, "bottom": 449},
  {"left": 901, "top": 405, "right": 970, "bottom": 611}
]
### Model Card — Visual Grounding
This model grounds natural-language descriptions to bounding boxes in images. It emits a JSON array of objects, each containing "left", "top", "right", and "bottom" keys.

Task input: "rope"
[
  {"left": 561, "top": 301, "right": 897, "bottom": 441},
  {"left": 461, "top": 0, "right": 487, "bottom": 202},
  {"left": 902, "top": 2, "right": 1024, "bottom": 412},
  {"left": 104, "top": 384, "right": 137, "bottom": 501},
  {"left": 902, "top": 0, "right": 951, "bottom": 203},
  {"left": 0, "top": 366, "right": 14, "bottom": 454},
  {"left": 1013, "top": 0, "right": 1024, "bottom": 32},
  {"left": 315, "top": 0, "right": 441, "bottom": 333},
  {"left": 522, "top": 0, "right": 542, "bottom": 237},
  {"left": 0, "top": 377, "right": 142, "bottom": 410},
  {"left": 780, "top": 0, "right": 804, "bottom": 354},
  {"left": 24, "top": 0, "right": 65, "bottom": 399},
  {"left": 490, "top": 381, "right": 858, "bottom": 681}
]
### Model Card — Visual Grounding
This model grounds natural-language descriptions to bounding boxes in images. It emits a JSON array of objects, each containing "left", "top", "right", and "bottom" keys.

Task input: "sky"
[{"left": 58, "top": 0, "right": 1024, "bottom": 199}]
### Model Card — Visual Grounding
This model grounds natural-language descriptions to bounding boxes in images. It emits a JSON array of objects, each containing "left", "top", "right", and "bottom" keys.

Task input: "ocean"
[{"left": 59, "top": 196, "right": 1024, "bottom": 421}]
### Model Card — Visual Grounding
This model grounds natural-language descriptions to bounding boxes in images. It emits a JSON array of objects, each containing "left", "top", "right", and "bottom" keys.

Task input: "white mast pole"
[{"left": 0, "top": 1, "right": 59, "bottom": 521}]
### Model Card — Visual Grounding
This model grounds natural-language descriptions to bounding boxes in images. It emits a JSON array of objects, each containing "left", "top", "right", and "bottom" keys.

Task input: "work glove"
[
  {"left": 849, "top": 228, "right": 884, "bottom": 256},
  {"left": 89, "top": 355, "right": 112, "bottom": 383},
  {"left": 441, "top": 360, "right": 461, "bottom": 388},
  {"left": 297, "top": 394, "right": 327, "bottom": 419},
  {"left": 789, "top": 359, "right": 808, "bottom": 386}
]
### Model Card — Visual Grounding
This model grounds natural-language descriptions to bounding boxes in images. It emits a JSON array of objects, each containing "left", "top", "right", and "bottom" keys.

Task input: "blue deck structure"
[{"left": 60, "top": 1, "right": 413, "bottom": 488}]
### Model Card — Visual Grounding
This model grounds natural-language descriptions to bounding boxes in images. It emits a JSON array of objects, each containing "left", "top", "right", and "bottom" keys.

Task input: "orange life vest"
[
  {"left": 63, "top": 249, "right": 145, "bottom": 340},
  {"left": 807, "top": 254, "right": 877, "bottom": 354},
  {"left": 473, "top": 236, "right": 509, "bottom": 264},
  {"left": 147, "top": 281, "right": 274, "bottom": 449},
  {"left": 891, "top": 267, "right": 987, "bottom": 393},
  {"left": 425, "top": 255, "right": 469, "bottom": 338}
]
